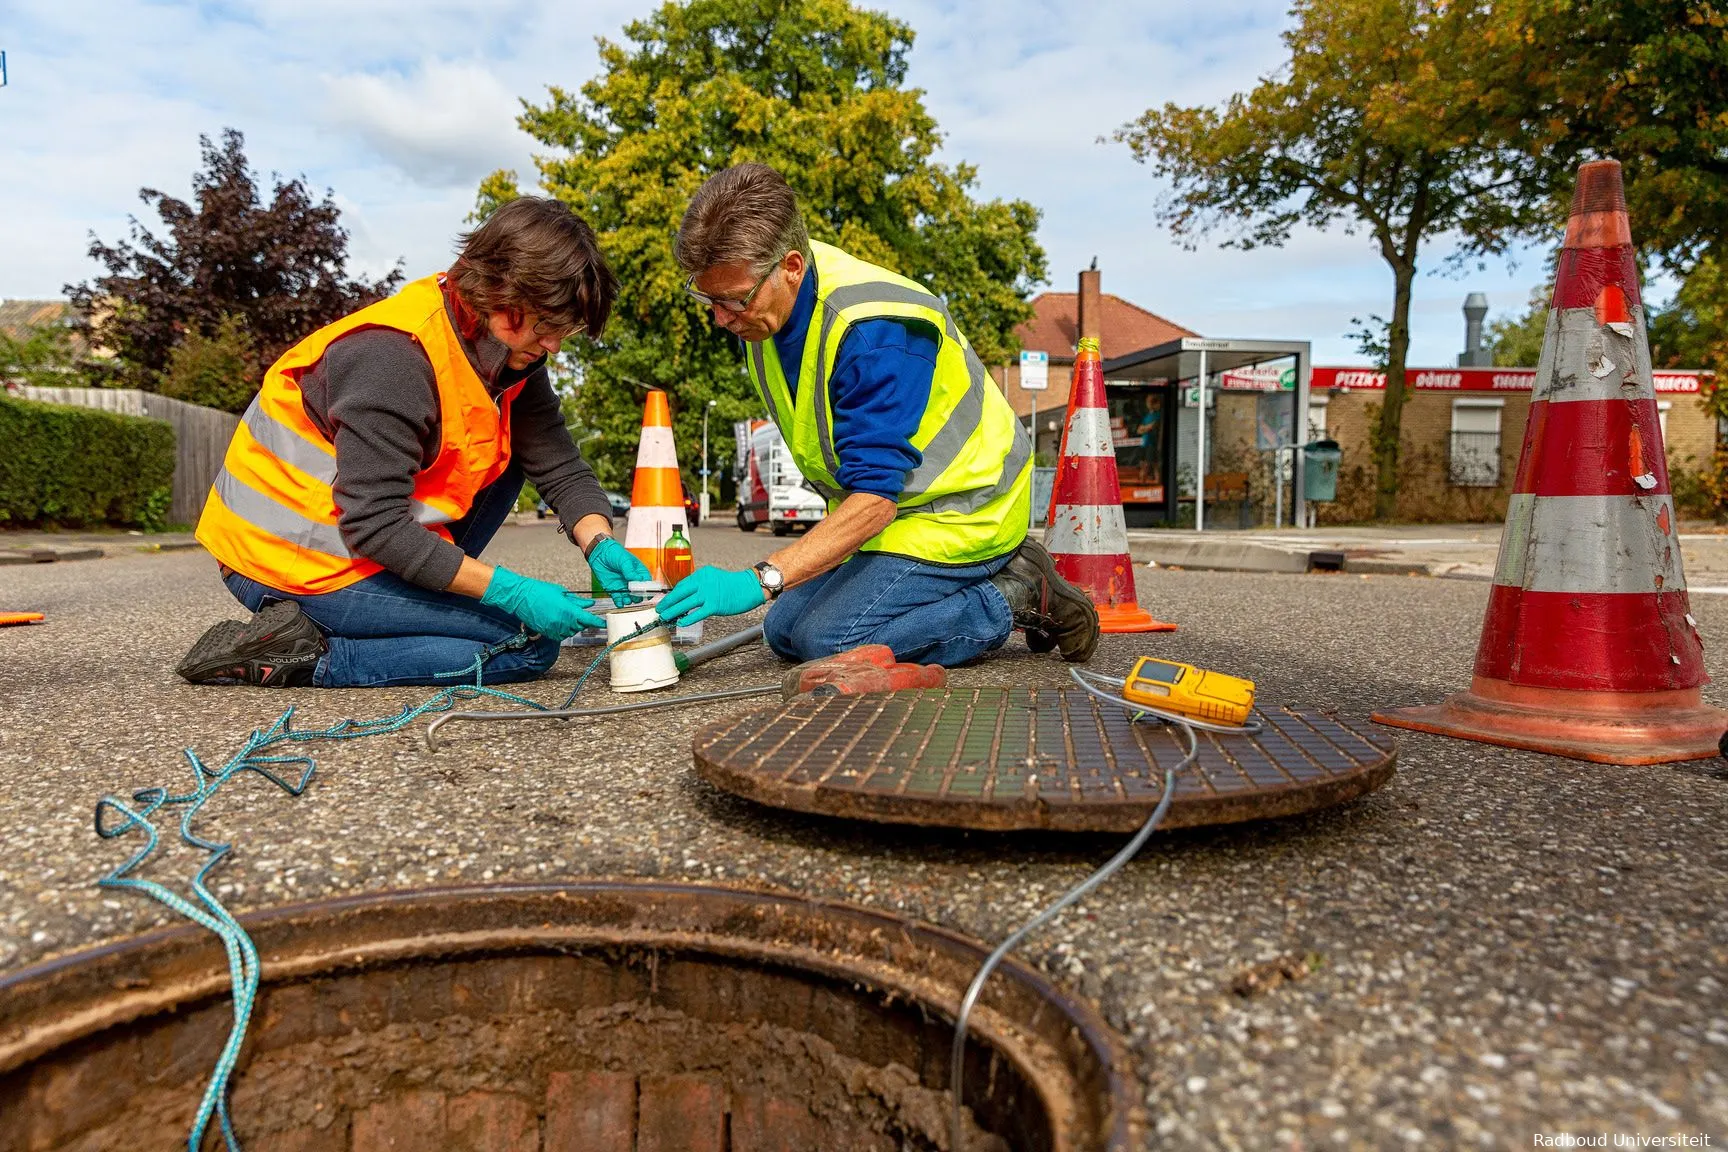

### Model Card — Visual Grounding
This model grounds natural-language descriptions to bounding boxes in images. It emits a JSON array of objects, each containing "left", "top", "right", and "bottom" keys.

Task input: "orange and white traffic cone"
[
  {"left": 1043, "top": 338, "right": 1176, "bottom": 633},
  {"left": 623, "top": 390, "right": 690, "bottom": 585},
  {"left": 1375, "top": 159, "right": 1725, "bottom": 764}
]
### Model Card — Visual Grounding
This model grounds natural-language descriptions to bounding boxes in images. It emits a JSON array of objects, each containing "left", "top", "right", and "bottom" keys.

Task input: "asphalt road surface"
[{"left": 2, "top": 519, "right": 1724, "bottom": 1149}]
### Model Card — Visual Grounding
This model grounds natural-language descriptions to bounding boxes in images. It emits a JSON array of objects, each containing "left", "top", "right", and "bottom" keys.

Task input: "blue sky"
[{"left": 1, "top": 0, "right": 1566, "bottom": 364}]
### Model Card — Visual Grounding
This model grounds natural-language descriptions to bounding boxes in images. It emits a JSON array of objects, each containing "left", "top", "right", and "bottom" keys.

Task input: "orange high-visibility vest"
[{"left": 195, "top": 275, "right": 523, "bottom": 595}]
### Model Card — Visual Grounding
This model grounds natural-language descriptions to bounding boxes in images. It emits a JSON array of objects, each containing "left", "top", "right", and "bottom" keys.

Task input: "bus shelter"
[{"left": 1101, "top": 337, "right": 1313, "bottom": 531}]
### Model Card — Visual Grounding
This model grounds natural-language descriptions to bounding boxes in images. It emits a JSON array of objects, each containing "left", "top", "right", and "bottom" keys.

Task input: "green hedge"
[{"left": 0, "top": 393, "right": 175, "bottom": 529}]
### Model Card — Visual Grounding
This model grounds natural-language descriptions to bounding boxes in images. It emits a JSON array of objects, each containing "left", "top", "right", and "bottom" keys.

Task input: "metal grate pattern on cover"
[{"left": 693, "top": 687, "right": 1397, "bottom": 832}]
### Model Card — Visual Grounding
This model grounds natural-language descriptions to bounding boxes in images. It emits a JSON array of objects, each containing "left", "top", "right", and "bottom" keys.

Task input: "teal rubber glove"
[
  {"left": 480, "top": 566, "right": 606, "bottom": 640},
  {"left": 587, "top": 536, "right": 652, "bottom": 606},
  {"left": 655, "top": 565, "right": 766, "bottom": 626}
]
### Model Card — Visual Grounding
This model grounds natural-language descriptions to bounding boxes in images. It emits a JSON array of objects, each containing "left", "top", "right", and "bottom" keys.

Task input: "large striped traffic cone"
[
  {"left": 623, "top": 390, "right": 690, "bottom": 585},
  {"left": 1044, "top": 338, "right": 1175, "bottom": 633},
  {"left": 1376, "top": 160, "right": 1724, "bottom": 764}
]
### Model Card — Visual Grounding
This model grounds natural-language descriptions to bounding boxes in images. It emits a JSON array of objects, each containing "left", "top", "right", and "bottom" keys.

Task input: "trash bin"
[{"left": 1302, "top": 439, "right": 1341, "bottom": 503}]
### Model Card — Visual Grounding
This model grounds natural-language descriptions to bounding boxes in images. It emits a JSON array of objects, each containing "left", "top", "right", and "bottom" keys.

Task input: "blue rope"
[{"left": 91, "top": 620, "right": 658, "bottom": 1151}]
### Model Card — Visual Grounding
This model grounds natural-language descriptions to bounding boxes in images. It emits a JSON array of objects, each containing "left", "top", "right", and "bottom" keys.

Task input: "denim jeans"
[
  {"left": 763, "top": 548, "right": 1015, "bottom": 667},
  {"left": 222, "top": 463, "right": 561, "bottom": 688}
]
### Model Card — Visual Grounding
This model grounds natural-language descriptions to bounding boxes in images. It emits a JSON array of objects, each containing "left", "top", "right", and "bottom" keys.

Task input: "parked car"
[
  {"left": 683, "top": 483, "right": 700, "bottom": 527},
  {"left": 604, "top": 489, "right": 632, "bottom": 518},
  {"left": 535, "top": 499, "right": 551, "bottom": 519}
]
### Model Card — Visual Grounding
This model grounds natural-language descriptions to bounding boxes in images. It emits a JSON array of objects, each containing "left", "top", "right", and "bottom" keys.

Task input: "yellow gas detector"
[{"left": 1120, "top": 657, "right": 1255, "bottom": 727}]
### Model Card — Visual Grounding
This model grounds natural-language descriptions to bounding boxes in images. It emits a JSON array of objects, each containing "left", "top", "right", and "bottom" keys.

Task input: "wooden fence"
[{"left": 17, "top": 387, "right": 239, "bottom": 528}]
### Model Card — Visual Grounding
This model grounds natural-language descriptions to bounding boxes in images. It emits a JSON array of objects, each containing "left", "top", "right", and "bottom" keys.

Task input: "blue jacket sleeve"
[{"left": 827, "top": 317, "right": 939, "bottom": 500}]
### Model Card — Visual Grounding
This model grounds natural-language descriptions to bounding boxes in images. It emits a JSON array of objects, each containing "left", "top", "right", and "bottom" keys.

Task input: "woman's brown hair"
[{"left": 450, "top": 196, "right": 618, "bottom": 338}]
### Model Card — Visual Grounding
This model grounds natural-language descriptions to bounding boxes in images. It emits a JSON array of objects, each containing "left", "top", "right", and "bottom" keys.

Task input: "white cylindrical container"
[{"left": 605, "top": 603, "right": 679, "bottom": 693}]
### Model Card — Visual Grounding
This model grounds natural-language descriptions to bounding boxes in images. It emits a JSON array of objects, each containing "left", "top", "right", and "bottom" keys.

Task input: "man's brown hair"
[
  {"left": 675, "top": 163, "right": 812, "bottom": 276},
  {"left": 450, "top": 197, "right": 617, "bottom": 338}
]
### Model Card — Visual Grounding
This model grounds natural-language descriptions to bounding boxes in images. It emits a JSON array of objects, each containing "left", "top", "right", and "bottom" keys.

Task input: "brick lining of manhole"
[
  {"left": 0, "top": 882, "right": 1144, "bottom": 1151},
  {"left": 693, "top": 687, "right": 1397, "bottom": 832}
]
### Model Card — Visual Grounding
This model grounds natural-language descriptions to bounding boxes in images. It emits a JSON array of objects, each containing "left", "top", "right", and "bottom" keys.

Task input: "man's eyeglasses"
[{"left": 684, "top": 261, "right": 780, "bottom": 313}]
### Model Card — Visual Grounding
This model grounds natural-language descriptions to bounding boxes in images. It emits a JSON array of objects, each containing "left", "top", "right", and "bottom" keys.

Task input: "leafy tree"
[
  {"left": 67, "top": 129, "right": 402, "bottom": 405},
  {"left": 480, "top": 0, "right": 1048, "bottom": 487},
  {"left": 158, "top": 314, "right": 261, "bottom": 413},
  {"left": 1117, "top": 0, "right": 1553, "bottom": 518},
  {"left": 0, "top": 322, "right": 79, "bottom": 389},
  {"left": 1649, "top": 256, "right": 1727, "bottom": 374},
  {"left": 1507, "top": 0, "right": 1728, "bottom": 272},
  {"left": 1486, "top": 285, "right": 1552, "bottom": 368},
  {"left": 1502, "top": 1, "right": 1726, "bottom": 408}
]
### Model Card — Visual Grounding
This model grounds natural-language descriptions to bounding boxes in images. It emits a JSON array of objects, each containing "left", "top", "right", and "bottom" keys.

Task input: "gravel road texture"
[{"left": 1, "top": 519, "right": 1724, "bottom": 1149}]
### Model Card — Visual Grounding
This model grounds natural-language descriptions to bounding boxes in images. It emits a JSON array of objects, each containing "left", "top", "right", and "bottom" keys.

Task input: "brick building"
[
  {"left": 991, "top": 266, "right": 1195, "bottom": 461},
  {"left": 1186, "top": 364, "right": 1716, "bottom": 524},
  {"left": 989, "top": 274, "right": 1716, "bottom": 524},
  {"left": 1302, "top": 366, "right": 1717, "bottom": 522}
]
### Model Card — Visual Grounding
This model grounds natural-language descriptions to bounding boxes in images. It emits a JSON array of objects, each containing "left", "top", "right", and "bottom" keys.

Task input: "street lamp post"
[{"left": 700, "top": 399, "right": 718, "bottom": 522}]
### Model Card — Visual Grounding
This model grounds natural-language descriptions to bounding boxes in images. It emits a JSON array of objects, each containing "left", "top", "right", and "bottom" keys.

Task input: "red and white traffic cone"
[
  {"left": 1043, "top": 338, "right": 1176, "bottom": 633},
  {"left": 1375, "top": 159, "right": 1724, "bottom": 763}
]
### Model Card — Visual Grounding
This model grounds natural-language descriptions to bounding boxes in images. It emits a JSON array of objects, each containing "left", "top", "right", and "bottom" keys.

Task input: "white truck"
[{"left": 733, "top": 419, "right": 827, "bottom": 536}]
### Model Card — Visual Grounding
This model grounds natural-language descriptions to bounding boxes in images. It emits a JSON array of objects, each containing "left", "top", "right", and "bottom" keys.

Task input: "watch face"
[{"left": 757, "top": 563, "right": 784, "bottom": 591}]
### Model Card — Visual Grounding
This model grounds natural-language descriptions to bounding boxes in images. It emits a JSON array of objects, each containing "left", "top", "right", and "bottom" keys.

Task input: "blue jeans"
[
  {"left": 222, "top": 464, "right": 561, "bottom": 688},
  {"left": 763, "top": 549, "right": 1015, "bottom": 667}
]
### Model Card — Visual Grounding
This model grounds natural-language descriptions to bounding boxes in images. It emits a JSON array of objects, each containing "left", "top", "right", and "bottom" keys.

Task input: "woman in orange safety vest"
[{"left": 177, "top": 197, "right": 650, "bottom": 688}]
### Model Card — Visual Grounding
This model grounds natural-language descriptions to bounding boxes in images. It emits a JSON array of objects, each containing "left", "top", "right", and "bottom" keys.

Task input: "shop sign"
[
  {"left": 1311, "top": 366, "right": 1707, "bottom": 394},
  {"left": 1219, "top": 365, "right": 1296, "bottom": 392}
]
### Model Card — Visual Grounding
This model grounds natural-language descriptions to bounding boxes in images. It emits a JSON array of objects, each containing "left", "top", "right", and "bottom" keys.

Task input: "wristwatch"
[
  {"left": 752, "top": 561, "right": 785, "bottom": 600},
  {"left": 581, "top": 531, "right": 613, "bottom": 560}
]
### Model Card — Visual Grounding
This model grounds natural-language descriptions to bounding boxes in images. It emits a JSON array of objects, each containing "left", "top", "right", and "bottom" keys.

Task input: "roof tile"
[{"left": 1015, "top": 292, "right": 1196, "bottom": 362}]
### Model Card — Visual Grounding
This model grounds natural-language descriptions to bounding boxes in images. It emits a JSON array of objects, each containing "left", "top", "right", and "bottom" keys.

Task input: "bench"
[{"left": 1204, "top": 471, "right": 1249, "bottom": 502}]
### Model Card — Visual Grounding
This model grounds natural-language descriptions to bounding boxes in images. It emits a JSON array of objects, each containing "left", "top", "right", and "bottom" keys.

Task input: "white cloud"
[
  {"left": 0, "top": 0, "right": 1604, "bottom": 370},
  {"left": 322, "top": 60, "right": 536, "bottom": 188}
]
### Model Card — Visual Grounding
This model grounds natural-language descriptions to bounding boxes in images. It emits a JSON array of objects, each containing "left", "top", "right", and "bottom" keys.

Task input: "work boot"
[
  {"left": 990, "top": 540, "right": 1100, "bottom": 663},
  {"left": 176, "top": 600, "right": 326, "bottom": 687}
]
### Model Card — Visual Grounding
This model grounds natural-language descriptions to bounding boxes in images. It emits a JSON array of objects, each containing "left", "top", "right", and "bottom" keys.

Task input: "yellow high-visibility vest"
[{"left": 746, "top": 241, "right": 1031, "bottom": 564}]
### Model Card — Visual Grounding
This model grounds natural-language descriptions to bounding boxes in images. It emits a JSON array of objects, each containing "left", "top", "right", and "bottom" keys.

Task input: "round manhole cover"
[
  {"left": 0, "top": 883, "right": 1142, "bottom": 1151},
  {"left": 694, "top": 687, "right": 1397, "bottom": 831}
]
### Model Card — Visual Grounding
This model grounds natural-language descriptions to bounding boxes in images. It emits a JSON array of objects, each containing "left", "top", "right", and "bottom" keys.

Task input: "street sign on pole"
[{"left": 1019, "top": 350, "right": 1048, "bottom": 391}]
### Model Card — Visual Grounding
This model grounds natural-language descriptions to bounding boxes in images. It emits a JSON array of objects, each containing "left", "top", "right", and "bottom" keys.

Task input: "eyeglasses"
[{"left": 684, "top": 260, "right": 780, "bottom": 314}]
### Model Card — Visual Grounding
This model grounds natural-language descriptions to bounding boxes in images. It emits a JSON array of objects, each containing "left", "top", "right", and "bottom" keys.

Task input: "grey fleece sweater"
[{"left": 295, "top": 296, "right": 613, "bottom": 590}]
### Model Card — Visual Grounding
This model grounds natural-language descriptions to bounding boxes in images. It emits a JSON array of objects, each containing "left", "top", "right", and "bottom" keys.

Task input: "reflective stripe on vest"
[
  {"left": 232, "top": 400, "right": 457, "bottom": 527},
  {"left": 746, "top": 241, "right": 1030, "bottom": 564},
  {"left": 195, "top": 274, "right": 516, "bottom": 595}
]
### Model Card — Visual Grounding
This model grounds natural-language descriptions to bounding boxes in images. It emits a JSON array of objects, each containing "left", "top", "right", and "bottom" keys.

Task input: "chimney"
[
  {"left": 1459, "top": 292, "right": 1490, "bottom": 366},
  {"left": 1077, "top": 258, "right": 1102, "bottom": 349}
]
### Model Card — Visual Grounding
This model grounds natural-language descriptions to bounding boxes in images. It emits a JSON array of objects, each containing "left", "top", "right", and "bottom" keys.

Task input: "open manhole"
[{"left": 0, "top": 883, "right": 1142, "bottom": 1151}]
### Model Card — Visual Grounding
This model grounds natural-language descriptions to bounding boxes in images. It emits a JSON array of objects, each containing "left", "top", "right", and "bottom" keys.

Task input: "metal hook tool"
[{"left": 425, "top": 625, "right": 770, "bottom": 750}]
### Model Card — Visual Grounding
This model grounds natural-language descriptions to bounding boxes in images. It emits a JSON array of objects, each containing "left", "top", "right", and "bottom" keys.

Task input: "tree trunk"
[{"left": 1375, "top": 262, "right": 1416, "bottom": 520}]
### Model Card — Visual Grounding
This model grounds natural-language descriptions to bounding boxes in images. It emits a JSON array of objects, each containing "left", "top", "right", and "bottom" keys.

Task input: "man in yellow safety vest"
[
  {"left": 656, "top": 163, "right": 1098, "bottom": 666},
  {"left": 178, "top": 197, "right": 651, "bottom": 688}
]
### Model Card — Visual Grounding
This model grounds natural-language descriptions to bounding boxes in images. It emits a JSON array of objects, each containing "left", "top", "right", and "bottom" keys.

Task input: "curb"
[
  {"left": 1128, "top": 540, "right": 1310, "bottom": 575},
  {"left": 1344, "top": 557, "right": 1435, "bottom": 577},
  {"left": 0, "top": 547, "right": 105, "bottom": 566},
  {"left": 1128, "top": 541, "right": 1496, "bottom": 582}
]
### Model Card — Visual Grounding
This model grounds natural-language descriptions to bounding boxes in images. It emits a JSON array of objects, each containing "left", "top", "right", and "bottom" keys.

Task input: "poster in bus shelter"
[{"left": 1255, "top": 391, "right": 1294, "bottom": 451}]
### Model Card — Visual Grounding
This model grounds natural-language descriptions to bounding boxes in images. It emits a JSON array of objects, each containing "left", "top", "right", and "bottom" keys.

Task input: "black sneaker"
[
  {"left": 176, "top": 600, "right": 326, "bottom": 687},
  {"left": 990, "top": 540, "right": 1101, "bottom": 663}
]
